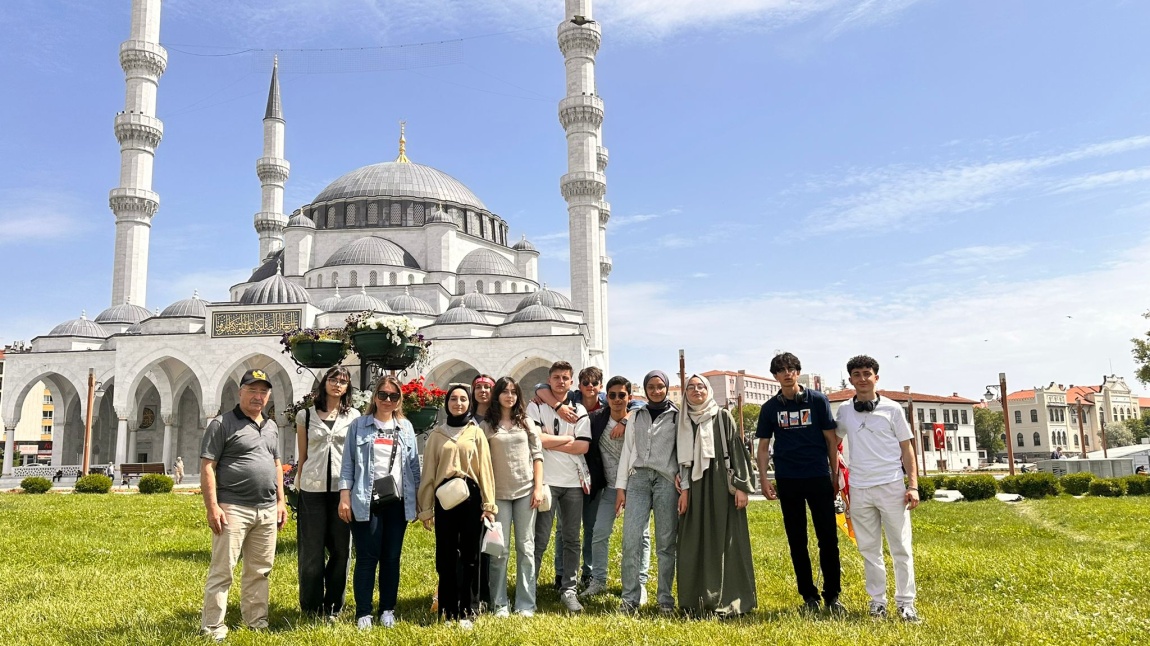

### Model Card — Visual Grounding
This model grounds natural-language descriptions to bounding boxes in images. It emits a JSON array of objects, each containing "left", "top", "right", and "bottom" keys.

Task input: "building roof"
[
  {"left": 312, "top": 161, "right": 487, "bottom": 211},
  {"left": 456, "top": 248, "right": 519, "bottom": 276},
  {"left": 265, "top": 58, "right": 282, "bottom": 120},
  {"left": 1140, "top": 397, "right": 1150, "bottom": 409},
  {"left": 1067, "top": 385, "right": 1101, "bottom": 405},
  {"left": 160, "top": 292, "right": 208, "bottom": 318},
  {"left": 323, "top": 236, "right": 419, "bottom": 269},
  {"left": 448, "top": 291, "right": 504, "bottom": 313},
  {"left": 95, "top": 302, "right": 153, "bottom": 325},
  {"left": 433, "top": 303, "right": 489, "bottom": 326},
  {"left": 515, "top": 288, "right": 572, "bottom": 311},
  {"left": 1007, "top": 389, "right": 1036, "bottom": 401},
  {"left": 827, "top": 389, "right": 979, "bottom": 405},
  {"left": 240, "top": 274, "right": 310, "bottom": 305},
  {"left": 386, "top": 288, "right": 436, "bottom": 316},
  {"left": 285, "top": 212, "right": 315, "bottom": 228},
  {"left": 330, "top": 288, "right": 392, "bottom": 314},
  {"left": 247, "top": 249, "right": 284, "bottom": 283},
  {"left": 508, "top": 303, "right": 564, "bottom": 324},
  {"left": 48, "top": 313, "right": 109, "bottom": 339},
  {"left": 512, "top": 235, "right": 537, "bottom": 252}
]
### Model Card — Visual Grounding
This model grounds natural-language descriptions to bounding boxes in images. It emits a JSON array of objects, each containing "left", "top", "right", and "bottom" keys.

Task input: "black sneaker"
[
  {"left": 825, "top": 597, "right": 847, "bottom": 617},
  {"left": 800, "top": 598, "right": 821, "bottom": 615},
  {"left": 554, "top": 575, "right": 563, "bottom": 591}
]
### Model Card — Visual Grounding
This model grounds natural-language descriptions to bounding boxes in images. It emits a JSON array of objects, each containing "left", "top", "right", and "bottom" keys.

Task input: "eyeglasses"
[
  {"left": 375, "top": 392, "right": 401, "bottom": 402},
  {"left": 328, "top": 378, "right": 350, "bottom": 386},
  {"left": 774, "top": 368, "right": 800, "bottom": 375},
  {"left": 686, "top": 384, "right": 708, "bottom": 392},
  {"left": 581, "top": 380, "right": 601, "bottom": 388},
  {"left": 607, "top": 392, "right": 629, "bottom": 400}
]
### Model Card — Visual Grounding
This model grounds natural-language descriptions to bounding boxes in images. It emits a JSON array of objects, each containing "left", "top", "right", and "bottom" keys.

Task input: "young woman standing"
[
  {"left": 295, "top": 366, "right": 357, "bottom": 619},
  {"left": 338, "top": 375, "right": 421, "bottom": 630}
]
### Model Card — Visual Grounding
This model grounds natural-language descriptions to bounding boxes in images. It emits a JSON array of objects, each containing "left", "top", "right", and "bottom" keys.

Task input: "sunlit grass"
[{"left": 2, "top": 493, "right": 1147, "bottom": 644}]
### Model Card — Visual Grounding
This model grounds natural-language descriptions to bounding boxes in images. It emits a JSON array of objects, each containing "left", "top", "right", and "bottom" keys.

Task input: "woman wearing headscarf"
[
  {"left": 676, "top": 375, "right": 757, "bottom": 617},
  {"left": 337, "top": 375, "right": 421, "bottom": 629},
  {"left": 296, "top": 366, "right": 357, "bottom": 619},
  {"left": 417, "top": 384, "right": 498, "bottom": 629}
]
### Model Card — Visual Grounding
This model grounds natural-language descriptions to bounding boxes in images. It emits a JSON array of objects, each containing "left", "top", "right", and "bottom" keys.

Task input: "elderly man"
[{"left": 200, "top": 369, "right": 287, "bottom": 641}]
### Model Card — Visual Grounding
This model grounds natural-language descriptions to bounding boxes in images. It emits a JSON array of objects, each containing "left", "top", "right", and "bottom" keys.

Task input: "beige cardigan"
[{"left": 417, "top": 422, "right": 498, "bottom": 520}]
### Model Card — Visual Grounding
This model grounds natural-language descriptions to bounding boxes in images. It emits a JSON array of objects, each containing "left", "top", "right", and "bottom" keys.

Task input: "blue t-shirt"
[{"left": 756, "top": 388, "right": 836, "bottom": 479}]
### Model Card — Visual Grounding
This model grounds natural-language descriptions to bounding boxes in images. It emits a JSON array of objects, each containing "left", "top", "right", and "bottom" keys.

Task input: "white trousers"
[{"left": 850, "top": 480, "right": 916, "bottom": 607}]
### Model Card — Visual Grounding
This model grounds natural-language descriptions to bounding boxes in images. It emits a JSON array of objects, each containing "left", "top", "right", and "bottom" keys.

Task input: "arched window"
[
  {"left": 1030, "top": 409, "right": 1038, "bottom": 423},
  {"left": 1032, "top": 432, "right": 1041, "bottom": 446},
  {"left": 1072, "top": 434, "right": 1078, "bottom": 447},
  {"left": 1014, "top": 411, "right": 1021, "bottom": 424},
  {"left": 407, "top": 274, "right": 415, "bottom": 284},
  {"left": 390, "top": 203, "right": 402, "bottom": 226},
  {"left": 1016, "top": 433, "right": 1024, "bottom": 447},
  {"left": 316, "top": 274, "right": 322, "bottom": 288},
  {"left": 369, "top": 271, "right": 378, "bottom": 286},
  {"left": 477, "top": 280, "right": 484, "bottom": 294},
  {"left": 349, "top": 271, "right": 358, "bottom": 287},
  {"left": 389, "top": 272, "right": 398, "bottom": 286},
  {"left": 367, "top": 203, "right": 379, "bottom": 225},
  {"left": 457, "top": 280, "right": 465, "bottom": 294},
  {"left": 345, "top": 203, "right": 357, "bottom": 227},
  {"left": 494, "top": 281, "right": 501, "bottom": 294},
  {"left": 511, "top": 283, "right": 518, "bottom": 293},
  {"left": 331, "top": 272, "right": 339, "bottom": 286},
  {"left": 328, "top": 206, "right": 337, "bottom": 228},
  {"left": 413, "top": 203, "right": 425, "bottom": 225},
  {"left": 1085, "top": 434, "right": 1091, "bottom": 446}
]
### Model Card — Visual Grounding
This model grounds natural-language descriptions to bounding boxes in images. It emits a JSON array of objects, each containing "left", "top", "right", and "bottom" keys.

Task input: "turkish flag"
[{"left": 933, "top": 423, "right": 945, "bottom": 450}]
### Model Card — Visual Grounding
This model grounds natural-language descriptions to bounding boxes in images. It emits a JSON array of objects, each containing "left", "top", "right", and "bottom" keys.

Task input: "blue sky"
[{"left": 3, "top": 0, "right": 1150, "bottom": 399}]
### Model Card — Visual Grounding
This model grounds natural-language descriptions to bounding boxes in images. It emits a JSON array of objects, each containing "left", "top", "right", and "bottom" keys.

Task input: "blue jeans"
[
  {"left": 489, "top": 495, "right": 538, "bottom": 612},
  {"left": 553, "top": 491, "right": 598, "bottom": 581},
  {"left": 534, "top": 485, "right": 583, "bottom": 593},
  {"left": 621, "top": 468, "right": 678, "bottom": 607},
  {"left": 590, "top": 486, "right": 650, "bottom": 587},
  {"left": 349, "top": 498, "right": 407, "bottom": 618}
]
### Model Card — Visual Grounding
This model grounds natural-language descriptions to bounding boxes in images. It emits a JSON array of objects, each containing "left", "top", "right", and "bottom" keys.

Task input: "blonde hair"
[{"left": 365, "top": 375, "right": 406, "bottom": 419}]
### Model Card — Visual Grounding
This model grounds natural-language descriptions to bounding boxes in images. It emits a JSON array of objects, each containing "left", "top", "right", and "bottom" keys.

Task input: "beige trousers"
[{"left": 200, "top": 503, "right": 278, "bottom": 638}]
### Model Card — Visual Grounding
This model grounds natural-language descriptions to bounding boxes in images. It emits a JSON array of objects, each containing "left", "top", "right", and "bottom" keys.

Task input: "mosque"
[{"left": 1, "top": 0, "right": 612, "bottom": 476}]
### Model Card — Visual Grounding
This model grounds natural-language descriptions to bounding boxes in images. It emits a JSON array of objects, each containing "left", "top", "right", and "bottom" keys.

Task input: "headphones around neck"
[
  {"left": 853, "top": 394, "right": 881, "bottom": 413},
  {"left": 779, "top": 386, "right": 807, "bottom": 404}
]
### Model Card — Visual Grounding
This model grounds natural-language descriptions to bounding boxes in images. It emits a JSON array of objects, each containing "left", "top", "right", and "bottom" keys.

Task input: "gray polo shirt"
[{"left": 201, "top": 406, "right": 281, "bottom": 508}]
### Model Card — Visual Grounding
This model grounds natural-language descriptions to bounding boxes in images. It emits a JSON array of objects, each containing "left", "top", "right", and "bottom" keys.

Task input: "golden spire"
[{"left": 396, "top": 120, "right": 410, "bottom": 163}]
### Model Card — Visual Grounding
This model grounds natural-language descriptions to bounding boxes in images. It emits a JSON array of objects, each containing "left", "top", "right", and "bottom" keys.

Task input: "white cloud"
[
  {"left": 607, "top": 237, "right": 1150, "bottom": 398},
  {"left": 914, "top": 244, "right": 1033, "bottom": 269},
  {"left": 1053, "top": 166, "right": 1150, "bottom": 194},
  {"left": 0, "top": 192, "right": 94, "bottom": 244}
]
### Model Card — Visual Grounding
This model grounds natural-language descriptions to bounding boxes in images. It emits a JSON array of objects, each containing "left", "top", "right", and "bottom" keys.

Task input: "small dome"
[
  {"left": 95, "top": 302, "right": 152, "bottom": 325},
  {"left": 323, "top": 236, "right": 419, "bottom": 269},
  {"left": 433, "top": 303, "right": 489, "bottom": 326},
  {"left": 509, "top": 303, "right": 564, "bottom": 324},
  {"left": 317, "top": 286, "right": 343, "bottom": 312},
  {"left": 387, "top": 288, "right": 436, "bottom": 316},
  {"left": 512, "top": 235, "right": 537, "bottom": 252},
  {"left": 48, "top": 312, "right": 109, "bottom": 338},
  {"left": 457, "top": 249, "right": 519, "bottom": 276},
  {"left": 247, "top": 249, "right": 284, "bottom": 283},
  {"left": 448, "top": 291, "right": 504, "bottom": 313},
  {"left": 124, "top": 322, "right": 144, "bottom": 335},
  {"left": 160, "top": 291, "right": 207, "bottom": 318},
  {"left": 330, "top": 287, "right": 392, "bottom": 314},
  {"left": 240, "top": 274, "right": 310, "bottom": 305},
  {"left": 286, "top": 212, "right": 316, "bottom": 228},
  {"left": 516, "top": 287, "right": 572, "bottom": 311},
  {"left": 425, "top": 206, "right": 454, "bottom": 224}
]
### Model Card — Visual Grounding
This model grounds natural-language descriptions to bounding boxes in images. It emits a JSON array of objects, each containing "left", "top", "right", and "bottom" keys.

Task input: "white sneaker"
[
  {"left": 380, "top": 610, "right": 396, "bottom": 628},
  {"left": 494, "top": 607, "right": 510, "bottom": 618},
  {"left": 639, "top": 586, "right": 649, "bottom": 606},
  {"left": 515, "top": 609, "right": 535, "bottom": 618},
  {"left": 356, "top": 616, "right": 373, "bottom": 631},
  {"left": 458, "top": 618, "right": 474, "bottom": 630}
]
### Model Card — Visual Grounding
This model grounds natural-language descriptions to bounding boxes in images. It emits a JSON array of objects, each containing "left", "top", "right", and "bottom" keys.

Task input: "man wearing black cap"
[{"left": 200, "top": 368, "right": 286, "bottom": 641}]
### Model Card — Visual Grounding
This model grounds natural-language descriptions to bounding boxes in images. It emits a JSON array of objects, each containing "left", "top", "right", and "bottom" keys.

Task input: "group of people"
[{"left": 196, "top": 353, "right": 921, "bottom": 640}]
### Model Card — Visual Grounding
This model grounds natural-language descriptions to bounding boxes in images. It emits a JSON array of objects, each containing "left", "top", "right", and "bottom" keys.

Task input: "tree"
[
  {"left": 1131, "top": 310, "right": 1150, "bottom": 385},
  {"left": 974, "top": 407, "right": 1005, "bottom": 461},
  {"left": 1125, "top": 411, "right": 1150, "bottom": 444},
  {"left": 726, "top": 403, "right": 761, "bottom": 435},
  {"left": 1104, "top": 421, "right": 1135, "bottom": 449}
]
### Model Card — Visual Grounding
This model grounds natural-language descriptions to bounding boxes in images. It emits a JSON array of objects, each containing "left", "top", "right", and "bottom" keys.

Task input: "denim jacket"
[{"left": 338, "top": 415, "right": 421, "bottom": 523}]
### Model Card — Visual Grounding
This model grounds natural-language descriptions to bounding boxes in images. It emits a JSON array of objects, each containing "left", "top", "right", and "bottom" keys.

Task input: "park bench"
[{"left": 118, "top": 462, "right": 166, "bottom": 485}]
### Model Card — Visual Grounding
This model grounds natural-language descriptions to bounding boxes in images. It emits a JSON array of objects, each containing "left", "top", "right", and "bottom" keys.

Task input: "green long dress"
[{"left": 676, "top": 409, "right": 758, "bottom": 617}]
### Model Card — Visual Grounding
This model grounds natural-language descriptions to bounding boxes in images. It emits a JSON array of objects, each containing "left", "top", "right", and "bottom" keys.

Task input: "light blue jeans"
[
  {"left": 621, "top": 468, "right": 678, "bottom": 607},
  {"left": 591, "top": 486, "right": 650, "bottom": 587},
  {"left": 489, "top": 495, "right": 538, "bottom": 613}
]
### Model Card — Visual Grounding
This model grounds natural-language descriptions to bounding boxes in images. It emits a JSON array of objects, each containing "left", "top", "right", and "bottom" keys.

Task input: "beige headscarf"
[{"left": 677, "top": 374, "right": 719, "bottom": 482}]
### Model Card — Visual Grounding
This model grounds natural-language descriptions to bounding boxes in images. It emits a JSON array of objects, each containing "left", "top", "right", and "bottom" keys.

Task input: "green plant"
[
  {"left": 1089, "top": 478, "right": 1127, "bottom": 497},
  {"left": 20, "top": 476, "right": 52, "bottom": 494},
  {"left": 74, "top": 474, "right": 113, "bottom": 494},
  {"left": 278, "top": 327, "right": 348, "bottom": 354},
  {"left": 1000, "top": 472, "right": 1058, "bottom": 498},
  {"left": 930, "top": 475, "right": 948, "bottom": 490},
  {"left": 1121, "top": 475, "right": 1149, "bottom": 496},
  {"left": 137, "top": 474, "right": 174, "bottom": 494},
  {"left": 953, "top": 475, "right": 997, "bottom": 501},
  {"left": 1060, "top": 472, "right": 1095, "bottom": 496},
  {"left": 915, "top": 478, "right": 936, "bottom": 501}
]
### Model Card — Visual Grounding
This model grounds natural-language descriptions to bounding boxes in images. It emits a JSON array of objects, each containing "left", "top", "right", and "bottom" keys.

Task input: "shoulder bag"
[{"left": 370, "top": 425, "right": 401, "bottom": 512}]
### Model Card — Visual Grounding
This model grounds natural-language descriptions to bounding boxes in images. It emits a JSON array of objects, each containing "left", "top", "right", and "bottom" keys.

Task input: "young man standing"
[
  {"left": 835, "top": 355, "right": 920, "bottom": 623},
  {"left": 527, "top": 361, "right": 591, "bottom": 613},
  {"left": 199, "top": 369, "right": 287, "bottom": 641},
  {"left": 756, "top": 352, "right": 844, "bottom": 615}
]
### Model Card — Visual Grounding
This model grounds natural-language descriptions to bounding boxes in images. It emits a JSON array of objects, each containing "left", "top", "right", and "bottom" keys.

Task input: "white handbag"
[
  {"left": 481, "top": 519, "right": 506, "bottom": 557},
  {"left": 435, "top": 478, "right": 470, "bottom": 510},
  {"left": 537, "top": 484, "right": 552, "bottom": 512}
]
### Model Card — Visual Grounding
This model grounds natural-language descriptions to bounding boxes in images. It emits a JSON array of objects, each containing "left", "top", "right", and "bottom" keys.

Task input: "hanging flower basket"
[
  {"left": 350, "top": 330, "right": 405, "bottom": 361},
  {"left": 377, "top": 343, "right": 422, "bottom": 371},
  {"left": 290, "top": 339, "right": 347, "bottom": 368},
  {"left": 407, "top": 406, "right": 439, "bottom": 433}
]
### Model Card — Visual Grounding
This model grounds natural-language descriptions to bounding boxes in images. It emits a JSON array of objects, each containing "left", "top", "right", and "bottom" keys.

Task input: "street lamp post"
[
  {"left": 82, "top": 368, "right": 95, "bottom": 475},
  {"left": 1075, "top": 397, "right": 1088, "bottom": 459},
  {"left": 986, "top": 372, "right": 1016, "bottom": 476}
]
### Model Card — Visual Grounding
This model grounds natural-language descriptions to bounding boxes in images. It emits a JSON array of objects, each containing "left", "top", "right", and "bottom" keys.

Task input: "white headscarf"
[{"left": 677, "top": 374, "right": 719, "bottom": 482}]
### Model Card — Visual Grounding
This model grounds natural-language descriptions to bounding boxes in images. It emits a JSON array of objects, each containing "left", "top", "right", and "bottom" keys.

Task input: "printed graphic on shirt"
[
  {"left": 777, "top": 410, "right": 814, "bottom": 428},
  {"left": 374, "top": 436, "right": 394, "bottom": 447},
  {"left": 801, "top": 409, "right": 811, "bottom": 425},
  {"left": 788, "top": 411, "right": 800, "bottom": 426},
  {"left": 777, "top": 412, "right": 788, "bottom": 426}
]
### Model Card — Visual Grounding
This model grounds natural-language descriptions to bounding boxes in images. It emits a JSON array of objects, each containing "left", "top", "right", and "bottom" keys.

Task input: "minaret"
[
  {"left": 254, "top": 57, "right": 290, "bottom": 262},
  {"left": 558, "top": 0, "right": 608, "bottom": 367},
  {"left": 109, "top": 0, "right": 166, "bottom": 307}
]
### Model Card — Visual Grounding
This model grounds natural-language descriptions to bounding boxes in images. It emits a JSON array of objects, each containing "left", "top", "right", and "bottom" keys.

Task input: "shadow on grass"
[
  {"left": 62, "top": 603, "right": 306, "bottom": 642},
  {"left": 153, "top": 539, "right": 298, "bottom": 563}
]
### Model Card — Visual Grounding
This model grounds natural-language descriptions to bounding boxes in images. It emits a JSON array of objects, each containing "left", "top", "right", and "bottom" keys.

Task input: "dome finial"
[
  {"left": 192, "top": 289, "right": 199, "bottom": 300},
  {"left": 81, "top": 309, "right": 87, "bottom": 319},
  {"left": 396, "top": 120, "right": 410, "bottom": 163},
  {"left": 277, "top": 256, "right": 284, "bottom": 274}
]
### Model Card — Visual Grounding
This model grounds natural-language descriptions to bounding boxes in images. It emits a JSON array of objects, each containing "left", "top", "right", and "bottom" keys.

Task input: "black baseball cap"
[{"left": 240, "top": 369, "right": 273, "bottom": 389}]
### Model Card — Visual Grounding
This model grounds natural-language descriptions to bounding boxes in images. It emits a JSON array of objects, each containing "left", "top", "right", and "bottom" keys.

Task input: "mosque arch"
[{"left": 426, "top": 359, "right": 480, "bottom": 390}]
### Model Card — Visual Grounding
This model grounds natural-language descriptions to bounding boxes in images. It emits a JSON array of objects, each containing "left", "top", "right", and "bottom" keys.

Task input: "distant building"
[
  {"left": 828, "top": 386, "right": 980, "bottom": 471},
  {"left": 1000, "top": 376, "right": 1140, "bottom": 459},
  {"left": 699, "top": 370, "right": 780, "bottom": 407}
]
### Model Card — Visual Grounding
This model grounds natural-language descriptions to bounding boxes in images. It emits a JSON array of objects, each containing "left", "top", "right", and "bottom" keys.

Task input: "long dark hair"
[
  {"left": 366, "top": 375, "right": 406, "bottom": 420},
  {"left": 312, "top": 366, "right": 352, "bottom": 415},
  {"left": 486, "top": 376, "right": 528, "bottom": 430}
]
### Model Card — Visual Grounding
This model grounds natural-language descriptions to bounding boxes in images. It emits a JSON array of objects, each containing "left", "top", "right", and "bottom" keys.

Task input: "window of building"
[
  {"left": 477, "top": 280, "right": 484, "bottom": 294},
  {"left": 1017, "top": 433, "right": 1024, "bottom": 447},
  {"left": 962, "top": 437, "right": 971, "bottom": 451},
  {"left": 1030, "top": 409, "right": 1038, "bottom": 423},
  {"left": 42, "top": 424, "right": 52, "bottom": 436},
  {"left": 457, "top": 280, "right": 465, "bottom": 294},
  {"left": 369, "top": 271, "right": 377, "bottom": 286},
  {"left": 331, "top": 272, "right": 338, "bottom": 286},
  {"left": 44, "top": 394, "right": 53, "bottom": 403},
  {"left": 943, "top": 409, "right": 951, "bottom": 423},
  {"left": 389, "top": 272, "right": 398, "bottom": 286},
  {"left": 1032, "top": 432, "right": 1041, "bottom": 446},
  {"left": 946, "top": 438, "right": 953, "bottom": 451},
  {"left": 328, "top": 206, "right": 337, "bottom": 228},
  {"left": 930, "top": 409, "right": 937, "bottom": 423},
  {"left": 917, "top": 408, "right": 925, "bottom": 422},
  {"left": 1014, "top": 410, "right": 1022, "bottom": 424},
  {"left": 316, "top": 274, "right": 322, "bottom": 288},
  {"left": 511, "top": 283, "right": 518, "bottom": 293},
  {"left": 390, "top": 203, "right": 402, "bottom": 226},
  {"left": 961, "top": 410, "right": 968, "bottom": 425},
  {"left": 345, "top": 203, "right": 357, "bottom": 227},
  {"left": 1072, "top": 434, "right": 1078, "bottom": 447},
  {"left": 494, "top": 281, "right": 501, "bottom": 294},
  {"left": 367, "top": 203, "right": 379, "bottom": 225},
  {"left": 1085, "top": 434, "right": 1091, "bottom": 446},
  {"left": 43, "top": 410, "right": 53, "bottom": 419},
  {"left": 349, "top": 271, "right": 358, "bottom": 287},
  {"left": 1070, "top": 408, "right": 1078, "bottom": 423},
  {"left": 413, "top": 202, "right": 425, "bottom": 225},
  {"left": 903, "top": 407, "right": 911, "bottom": 421},
  {"left": 407, "top": 274, "right": 415, "bottom": 284}
]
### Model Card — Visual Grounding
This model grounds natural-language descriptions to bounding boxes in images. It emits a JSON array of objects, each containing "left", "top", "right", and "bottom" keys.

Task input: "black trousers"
[
  {"left": 434, "top": 478, "right": 483, "bottom": 620},
  {"left": 296, "top": 491, "right": 352, "bottom": 616},
  {"left": 775, "top": 476, "right": 841, "bottom": 603}
]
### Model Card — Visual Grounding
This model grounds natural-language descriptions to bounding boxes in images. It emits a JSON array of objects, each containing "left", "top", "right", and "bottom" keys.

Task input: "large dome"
[
  {"left": 323, "top": 236, "right": 419, "bottom": 269},
  {"left": 457, "top": 248, "right": 519, "bottom": 276},
  {"left": 313, "top": 161, "right": 487, "bottom": 211}
]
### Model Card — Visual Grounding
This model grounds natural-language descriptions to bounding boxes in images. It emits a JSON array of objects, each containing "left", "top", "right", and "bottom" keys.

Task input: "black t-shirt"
[{"left": 756, "top": 388, "right": 836, "bottom": 479}]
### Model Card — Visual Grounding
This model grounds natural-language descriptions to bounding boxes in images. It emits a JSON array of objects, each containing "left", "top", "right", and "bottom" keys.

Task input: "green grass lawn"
[{"left": 2, "top": 493, "right": 1148, "bottom": 645}]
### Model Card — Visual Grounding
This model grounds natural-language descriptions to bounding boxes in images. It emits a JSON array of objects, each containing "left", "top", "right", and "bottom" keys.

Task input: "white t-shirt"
[
  {"left": 372, "top": 418, "right": 403, "bottom": 493},
  {"left": 527, "top": 399, "right": 591, "bottom": 489},
  {"left": 835, "top": 396, "right": 913, "bottom": 488}
]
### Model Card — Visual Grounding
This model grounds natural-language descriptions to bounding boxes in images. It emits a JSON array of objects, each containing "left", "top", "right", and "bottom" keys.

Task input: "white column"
[
  {"left": 127, "top": 428, "right": 138, "bottom": 463},
  {"left": 115, "top": 419, "right": 129, "bottom": 466},
  {"left": 161, "top": 419, "right": 173, "bottom": 468},
  {"left": 2, "top": 427, "right": 14, "bottom": 476}
]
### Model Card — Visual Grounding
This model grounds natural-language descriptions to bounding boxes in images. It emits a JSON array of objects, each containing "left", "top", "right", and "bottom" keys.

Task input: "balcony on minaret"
[
  {"left": 599, "top": 255, "right": 612, "bottom": 278},
  {"left": 596, "top": 145, "right": 609, "bottom": 172},
  {"left": 557, "top": 18, "right": 602, "bottom": 57},
  {"left": 559, "top": 95, "right": 605, "bottom": 131},
  {"left": 560, "top": 171, "right": 606, "bottom": 200},
  {"left": 114, "top": 113, "right": 163, "bottom": 148},
  {"left": 598, "top": 201, "right": 611, "bottom": 226},
  {"left": 118, "top": 39, "right": 167, "bottom": 76},
  {"left": 109, "top": 187, "right": 159, "bottom": 217},
  {"left": 256, "top": 157, "right": 291, "bottom": 183}
]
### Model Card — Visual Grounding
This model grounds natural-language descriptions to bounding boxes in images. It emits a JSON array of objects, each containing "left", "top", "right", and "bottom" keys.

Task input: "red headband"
[{"left": 473, "top": 376, "right": 495, "bottom": 387}]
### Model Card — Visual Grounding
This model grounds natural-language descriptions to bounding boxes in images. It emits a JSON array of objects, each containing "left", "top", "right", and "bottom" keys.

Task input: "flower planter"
[
  {"left": 377, "top": 343, "right": 421, "bottom": 371},
  {"left": 407, "top": 406, "right": 439, "bottom": 433},
  {"left": 289, "top": 339, "right": 347, "bottom": 369},
  {"left": 351, "top": 330, "right": 405, "bottom": 361}
]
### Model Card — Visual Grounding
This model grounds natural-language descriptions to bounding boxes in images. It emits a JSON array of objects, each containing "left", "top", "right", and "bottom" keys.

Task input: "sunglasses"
[
  {"left": 375, "top": 391, "right": 401, "bottom": 402},
  {"left": 581, "top": 380, "right": 601, "bottom": 387},
  {"left": 607, "top": 392, "right": 629, "bottom": 400}
]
